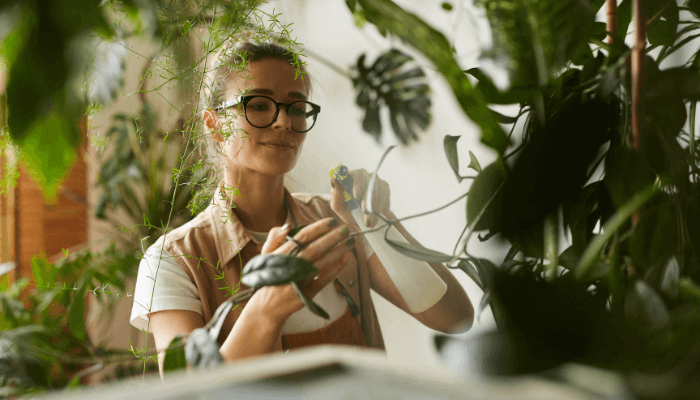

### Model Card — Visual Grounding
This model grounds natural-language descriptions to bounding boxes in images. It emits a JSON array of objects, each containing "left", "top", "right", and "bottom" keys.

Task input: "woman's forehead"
[{"left": 226, "top": 58, "right": 309, "bottom": 98}]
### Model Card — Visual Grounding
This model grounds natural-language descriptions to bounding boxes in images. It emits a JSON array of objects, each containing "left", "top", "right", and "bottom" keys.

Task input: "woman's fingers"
[
  {"left": 272, "top": 218, "right": 348, "bottom": 258},
  {"left": 299, "top": 238, "right": 356, "bottom": 298},
  {"left": 261, "top": 223, "right": 292, "bottom": 254}
]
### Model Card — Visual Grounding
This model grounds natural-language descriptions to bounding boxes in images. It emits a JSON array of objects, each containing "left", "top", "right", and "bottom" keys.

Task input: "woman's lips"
[{"left": 262, "top": 142, "right": 294, "bottom": 149}]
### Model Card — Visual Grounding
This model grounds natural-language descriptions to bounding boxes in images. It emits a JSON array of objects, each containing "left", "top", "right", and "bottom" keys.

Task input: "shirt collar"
[{"left": 208, "top": 183, "right": 302, "bottom": 266}]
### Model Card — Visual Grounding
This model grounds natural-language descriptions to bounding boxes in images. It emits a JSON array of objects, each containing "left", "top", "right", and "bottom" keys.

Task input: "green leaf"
[
  {"left": 646, "top": 67, "right": 700, "bottom": 102},
  {"left": 467, "top": 151, "right": 482, "bottom": 173},
  {"left": 443, "top": 135, "right": 462, "bottom": 182},
  {"left": 466, "top": 161, "right": 506, "bottom": 232},
  {"left": 241, "top": 255, "right": 319, "bottom": 288},
  {"left": 69, "top": 280, "right": 88, "bottom": 341},
  {"left": 603, "top": 148, "right": 657, "bottom": 209},
  {"left": 163, "top": 334, "right": 187, "bottom": 372},
  {"left": 473, "top": 0, "right": 596, "bottom": 88},
  {"left": 575, "top": 184, "right": 658, "bottom": 280},
  {"left": 616, "top": 0, "right": 633, "bottom": 40},
  {"left": 624, "top": 280, "right": 670, "bottom": 334},
  {"left": 356, "top": 0, "right": 509, "bottom": 153},
  {"left": 291, "top": 281, "right": 329, "bottom": 319},
  {"left": 489, "top": 109, "right": 518, "bottom": 124},
  {"left": 464, "top": 68, "right": 536, "bottom": 105},
  {"left": 648, "top": 19, "right": 675, "bottom": 47},
  {"left": 456, "top": 259, "right": 484, "bottom": 290},
  {"left": 15, "top": 108, "right": 79, "bottom": 202},
  {"left": 659, "top": 256, "right": 680, "bottom": 301},
  {"left": 383, "top": 231, "right": 454, "bottom": 263}
]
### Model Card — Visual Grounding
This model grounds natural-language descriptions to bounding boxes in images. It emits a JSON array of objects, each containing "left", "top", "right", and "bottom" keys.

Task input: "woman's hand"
[
  {"left": 244, "top": 218, "right": 355, "bottom": 324},
  {"left": 330, "top": 168, "right": 391, "bottom": 229}
]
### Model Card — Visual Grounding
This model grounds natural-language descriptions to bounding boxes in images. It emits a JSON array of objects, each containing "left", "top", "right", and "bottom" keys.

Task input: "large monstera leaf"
[{"left": 351, "top": 48, "right": 430, "bottom": 145}]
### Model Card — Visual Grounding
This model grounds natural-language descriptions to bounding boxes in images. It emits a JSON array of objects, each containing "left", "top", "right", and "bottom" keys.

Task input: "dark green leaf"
[
  {"left": 346, "top": 0, "right": 357, "bottom": 13},
  {"left": 163, "top": 334, "right": 187, "bottom": 372},
  {"left": 575, "top": 184, "right": 658, "bottom": 280},
  {"left": 648, "top": 19, "right": 675, "bottom": 46},
  {"left": 646, "top": 67, "right": 700, "bottom": 102},
  {"left": 473, "top": 0, "right": 596, "bottom": 88},
  {"left": 489, "top": 108, "right": 518, "bottom": 124},
  {"left": 464, "top": 68, "right": 536, "bottom": 105},
  {"left": 467, "top": 161, "right": 506, "bottom": 232},
  {"left": 624, "top": 280, "right": 670, "bottom": 334},
  {"left": 291, "top": 281, "right": 329, "bottom": 319},
  {"left": 603, "top": 147, "right": 657, "bottom": 209},
  {"left": 443, "top": 135, "right": 462, "bottom": 182},
  {"left": 357, "top": 0, "right": 509, "bottom": 153},
  {"left": 617, "top": 0, "right": 633, "bottom": 40},
  {"left": 559, "top": 246, "right": 579, "bottom": 270},
  {"left": 241, "top": 255, "right": 319, "bottom": 288},
  {"left": 383, "top": 231, "right": 454, "bottom": 263},
  {"left": 630, "top": 204, "right": 677, "bottom": 273},
  {"left": 476, "top": 290, "right": 490, "bottom": 320}
]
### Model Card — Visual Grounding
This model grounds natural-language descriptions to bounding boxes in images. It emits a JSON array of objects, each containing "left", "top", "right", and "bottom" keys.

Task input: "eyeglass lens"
[{"left": 245, "top": 97, "right": 316, "bottom": 132}]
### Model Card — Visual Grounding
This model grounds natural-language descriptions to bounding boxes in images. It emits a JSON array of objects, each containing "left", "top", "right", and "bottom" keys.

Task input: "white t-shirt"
[{"left": 130, "top": 236, "right": 374, "bottom": 335}]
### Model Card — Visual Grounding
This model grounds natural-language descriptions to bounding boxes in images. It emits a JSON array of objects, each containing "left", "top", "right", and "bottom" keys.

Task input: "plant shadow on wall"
[{"left": 329, "top": 0, "right": 700, "bottom": 398}]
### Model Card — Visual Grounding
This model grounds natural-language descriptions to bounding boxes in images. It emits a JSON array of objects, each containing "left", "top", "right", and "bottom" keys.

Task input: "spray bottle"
[{"left": 331, "top": 164, "right": 447, "bottom": 313}]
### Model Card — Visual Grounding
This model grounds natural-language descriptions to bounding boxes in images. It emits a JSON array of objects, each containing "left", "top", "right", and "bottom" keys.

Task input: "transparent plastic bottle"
[{"left": 332, "top": 165, "right": 447, "bottom": 313}]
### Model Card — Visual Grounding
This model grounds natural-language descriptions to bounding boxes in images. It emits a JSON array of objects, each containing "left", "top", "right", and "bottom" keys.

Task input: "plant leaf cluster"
[
  {"left": 352, "top": 0, "right": 700, "bottom": 395},
  {"left": 0, "top": 246, "right": 151, "bottom": 396}
]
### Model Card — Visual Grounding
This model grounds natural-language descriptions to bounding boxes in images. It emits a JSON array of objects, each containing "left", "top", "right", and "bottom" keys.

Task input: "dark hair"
[{"left": 201, "top": 41, "right": 310, "bottom": 112}]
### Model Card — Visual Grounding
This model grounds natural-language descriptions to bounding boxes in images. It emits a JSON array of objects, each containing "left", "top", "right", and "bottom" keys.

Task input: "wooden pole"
[{"left": 606, "top": 0, "right": 618, "bottom": 45}]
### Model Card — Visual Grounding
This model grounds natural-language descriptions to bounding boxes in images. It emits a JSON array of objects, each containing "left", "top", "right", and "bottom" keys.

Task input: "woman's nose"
[{"left": 272, "top": 106, "right": 292, "bottom": 130}]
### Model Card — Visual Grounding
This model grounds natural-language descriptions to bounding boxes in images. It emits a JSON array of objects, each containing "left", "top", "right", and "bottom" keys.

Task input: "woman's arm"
[
  {"left": 151, "top": 218, "right": 356, "bottom": 375},
  {"left": 366, "top": 213, "right": 474, "bottom": 334},
  {"left": 330, "top": 171, "right": 474, "bottom": 334}
]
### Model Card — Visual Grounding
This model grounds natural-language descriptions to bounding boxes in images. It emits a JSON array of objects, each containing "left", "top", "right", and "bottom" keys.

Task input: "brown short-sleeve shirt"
[{"left": 154, "top": 185, "right": 385, "bottom": 352}]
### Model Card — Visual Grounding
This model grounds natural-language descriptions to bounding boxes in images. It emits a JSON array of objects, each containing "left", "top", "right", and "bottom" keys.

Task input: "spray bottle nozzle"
[{"left": 330, "top": 164, "right": 361, "bottom": 211}]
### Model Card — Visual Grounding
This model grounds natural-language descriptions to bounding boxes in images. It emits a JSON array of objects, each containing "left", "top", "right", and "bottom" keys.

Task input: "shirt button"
[{"left": 349, "top": 280, "right": 356, "bottom": 287}]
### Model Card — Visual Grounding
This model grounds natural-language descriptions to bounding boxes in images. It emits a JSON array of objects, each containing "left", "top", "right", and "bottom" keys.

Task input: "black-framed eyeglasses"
[{"left": 214, "top": 95, "right": 321, "bottom": 133}]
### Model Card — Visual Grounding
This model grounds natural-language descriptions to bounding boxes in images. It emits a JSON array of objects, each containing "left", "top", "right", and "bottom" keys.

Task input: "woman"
[{"left": 130, "top": 41, "right": 474, "bottom": 375}]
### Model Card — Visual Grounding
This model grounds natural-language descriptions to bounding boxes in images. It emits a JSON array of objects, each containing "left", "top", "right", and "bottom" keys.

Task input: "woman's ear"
[{"left": 203, "top": 109, "right": 225, "bottom": 143}]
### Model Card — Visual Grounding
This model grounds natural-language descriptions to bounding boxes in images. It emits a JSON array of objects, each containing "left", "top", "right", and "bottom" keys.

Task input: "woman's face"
[{"left": 214, "top": 58, "right": 310, "bottom": 177}]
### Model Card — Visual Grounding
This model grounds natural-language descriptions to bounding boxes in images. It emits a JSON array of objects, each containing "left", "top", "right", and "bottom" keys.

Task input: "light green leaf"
[
  {"left": 659, "top": 257, "right": 680, "bottom": 300},
  {"left": 443, "top": 135, "right": 462, "bottom": 182},
  {"left": 163, "top": 334, "right": 187, "bottom": 372},
  {"left": 467, "top": 151, "right": 482, "bottom": 173},
  {"left": 69, "top": 279, "right": 88, "bottom": 341}
]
